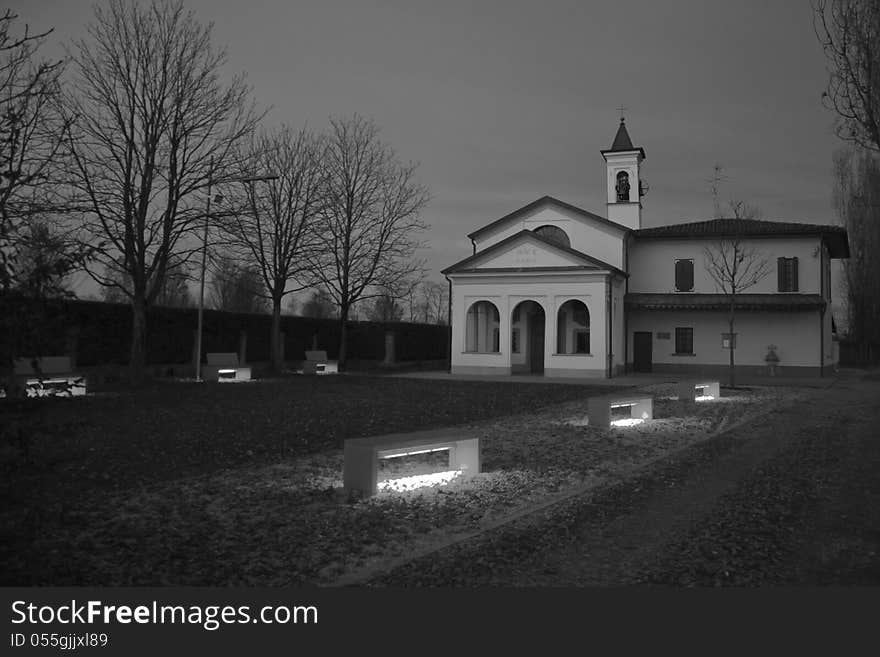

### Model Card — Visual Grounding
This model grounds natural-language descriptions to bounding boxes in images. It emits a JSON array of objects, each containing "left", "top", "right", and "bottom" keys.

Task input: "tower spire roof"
[
  {"left": 609, "top": 118, "right": 634, "bottom": 151},
  {"left": 601, "top": 118, "right": 646, "bottom": 159}
]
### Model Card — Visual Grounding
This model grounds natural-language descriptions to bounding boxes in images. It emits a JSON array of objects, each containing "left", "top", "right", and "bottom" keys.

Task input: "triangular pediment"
[
  {"left": 466, "top": 195, "right": 631, "bottom": 242},
  {"left": 443, "top": 230, "right": 625, "bottom": 275}
]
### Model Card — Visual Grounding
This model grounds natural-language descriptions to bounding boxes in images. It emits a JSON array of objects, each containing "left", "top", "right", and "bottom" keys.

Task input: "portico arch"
[
  {"left": 556, "top": 299, "right": 591, "bottom": 354},
  {"left": 511, "top": 300, "right": 546, "bottom": 374},
  {"left": 465, "top": 300, "right": 500, "bottom": 353}
]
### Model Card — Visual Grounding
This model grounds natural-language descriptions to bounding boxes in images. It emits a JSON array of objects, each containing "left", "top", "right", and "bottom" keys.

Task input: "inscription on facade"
[{"left": 513, "top": 246, "right": 538, "bottom": 266}]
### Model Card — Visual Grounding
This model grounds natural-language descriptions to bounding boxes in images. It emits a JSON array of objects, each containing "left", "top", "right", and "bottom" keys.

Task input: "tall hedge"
[{"left": 7, "top": 298, "right": 449, "bottom": 366}]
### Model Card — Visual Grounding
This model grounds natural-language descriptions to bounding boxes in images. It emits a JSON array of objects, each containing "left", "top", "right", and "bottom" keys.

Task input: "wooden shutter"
[{"left": 791, "top": 257, "right": 798, "bottom": 292}]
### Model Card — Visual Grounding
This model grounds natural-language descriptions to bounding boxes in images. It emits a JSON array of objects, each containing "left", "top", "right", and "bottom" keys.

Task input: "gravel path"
[{"left": 370, "top": 377, "right": 880, "bottom": 586}]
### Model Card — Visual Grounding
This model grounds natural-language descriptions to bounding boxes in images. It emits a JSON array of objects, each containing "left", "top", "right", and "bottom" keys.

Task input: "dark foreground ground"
[
  {"left": 374, "top": 375, "right": 880, "bottom": 586},
  {"left": 0, "top": 375, "right": 620, "bottom": 584}
]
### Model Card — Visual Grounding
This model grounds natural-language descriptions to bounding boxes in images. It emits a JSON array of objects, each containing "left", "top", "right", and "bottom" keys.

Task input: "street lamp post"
[{"left": 194, "top": 170, "right": 278, "bottom": 381}]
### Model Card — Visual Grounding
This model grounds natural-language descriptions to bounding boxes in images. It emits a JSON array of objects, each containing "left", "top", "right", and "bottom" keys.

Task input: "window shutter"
[
  {"left": 777, "top": 257, "right": 785, "bottom": 292},
  {"left": 791, "top": 257, "right": 798, "bottom": 292}
]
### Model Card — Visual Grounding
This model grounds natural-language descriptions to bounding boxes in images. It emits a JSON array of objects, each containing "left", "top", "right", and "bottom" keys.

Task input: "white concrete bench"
[
  {"left": 203, "top": 352, "right": 251, "bottom": 382},
  {"left": 676, "top": 380, "right": 720, "bottom": 402},
  {"left": 13, "top": 356, "right": 86, "bottom": 398},
  {"left": 344, "top": 428, "right": 481, "bottom": 497},
  {"left": 587, "top": 394, "right": 653, "bottom": 429},
  {"left": 303, "top": 350, "right": 338, "bottom": 375}
]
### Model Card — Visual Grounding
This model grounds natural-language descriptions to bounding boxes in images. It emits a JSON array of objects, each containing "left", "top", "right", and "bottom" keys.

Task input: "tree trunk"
[
  {"left": 130, "top": 295, "right": 147, "bottom": 386},
  {"left": 338, "top": 303, "right": 349, "bottom": 370},
  {"left": 270, "top": 296, "right": 282, "bottom": 374}
]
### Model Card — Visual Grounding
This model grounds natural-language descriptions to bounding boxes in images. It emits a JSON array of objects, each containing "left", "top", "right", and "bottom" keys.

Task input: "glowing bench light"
[
  {"left": 13, "top": 357, "right": 87, "bottom": 398},
  {"left": 587, "top": 395, "right": 653, "bottom": 429},
  {"left": 344, "top": 429, "right": 481, "bottom": 498},
  {"left": 676, "top": 380, "right": 720, "bottom": 403},
  {"left": 203, "top": 353, "right": 251, "bottom": 382},
  {"left": 303, "top": 350, "right": 338, "bottom": 375},
  {"left": 377, "top": 470, "right": 463, "bottom": 492}
]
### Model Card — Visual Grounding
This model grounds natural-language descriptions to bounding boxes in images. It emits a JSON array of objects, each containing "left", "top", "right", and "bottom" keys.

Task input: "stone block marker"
[
  {"left": 344, "top": 428, "right": 481, "bottom": 498},
  {"left": 203, "top": 352, "right": 252, "bottom": 382},
  {"left": 676, "top": 380, "right": 721, "bottom": 402},
  {"left": 587, "top": 394, "right": 653, "bottom": 429}
]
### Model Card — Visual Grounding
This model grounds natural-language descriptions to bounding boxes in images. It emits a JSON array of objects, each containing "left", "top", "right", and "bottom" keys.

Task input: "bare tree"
[
  {"left": 218, "top": 125, "right": 321, "bottom": 371},
  {"left": 0, "top": 9, "right": 71, "bottom": 291},
  {"left": 153, "top": 266, "right": 193, "bottom": 308},
  {"left": 310, "top": 115, "right": 429, "bottom": 368},
  {"left": 13, "top": 217, "right": 80, "bottom": 299},
  {"left": 102, "top": 262, "right": 192, "bottom": 308},
  {"left": 703, "top": 201, "right": 772, "bottom": 387},
  {"left": 64, "top": 0, "right": 260, "bottom": 382},
  {"left": 365, "top": 292, "right": 404, "bottom": 322},
  {"left": 419, "top": 280, "right": 449, "bottom": 324},
  {"left": 833, "top": 147, "right": 880, "bottom": 346},
  {"left": 207, "top": 252, "right": 266, "bottom": 314},
  {"left": 814, "top": 0, "right": 880, "bottom": 152},
  {"left": 299, "top": 288, "right": 336, "bottom": 319},
  {"left": 405, "top": 280, "right": 448, "bottom": 324}
]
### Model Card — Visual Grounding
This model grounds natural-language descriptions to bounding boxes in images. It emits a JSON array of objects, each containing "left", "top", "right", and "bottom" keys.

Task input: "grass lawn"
[{"left": 0, "top": 375, "right": 809, "bottom": 586}]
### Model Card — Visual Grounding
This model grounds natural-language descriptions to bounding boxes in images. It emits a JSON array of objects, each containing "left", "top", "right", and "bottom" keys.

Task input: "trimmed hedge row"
[{"left": 9, "top": 298, "right": 449, "bottom": 366}]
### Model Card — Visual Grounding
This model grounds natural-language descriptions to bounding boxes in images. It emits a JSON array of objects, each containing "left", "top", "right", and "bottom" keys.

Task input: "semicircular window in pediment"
[{"left": 533, "top": 225, "right": 571, "bottom": 249}]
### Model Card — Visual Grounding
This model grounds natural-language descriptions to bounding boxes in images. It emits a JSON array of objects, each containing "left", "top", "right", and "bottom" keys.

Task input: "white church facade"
[{"left": 442, "top": 120, "right": 849, "bottom": 378}]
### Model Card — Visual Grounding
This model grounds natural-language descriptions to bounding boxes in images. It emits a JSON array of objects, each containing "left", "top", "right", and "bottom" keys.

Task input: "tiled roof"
[
  {"left": 634, "top": 218, "right": 850, "bottom": 258},
  {"left": 625, "top": 293, "right": 827, "bottom": 312}
]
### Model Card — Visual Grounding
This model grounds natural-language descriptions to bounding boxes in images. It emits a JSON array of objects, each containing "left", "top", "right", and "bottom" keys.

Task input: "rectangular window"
[
  {"left": 575, "top": 329, "right": 590, "bottom": 354},
  {"left": 675, "top": 327, "right": 694, "bottom": 355},
  {"left": 777, "top": 257, "right": 799, "bottom": 292},
  {"left": 675, "top": 259, "right": 694, "bottom": 292},
  {"left": 511, "top": 328, "right": 520, "bottom": 353}
]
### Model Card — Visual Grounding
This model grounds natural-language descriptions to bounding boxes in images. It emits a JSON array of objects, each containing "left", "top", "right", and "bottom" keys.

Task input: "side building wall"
[{"left": 626, "top": 309, "right": 823, "bottom": 376}]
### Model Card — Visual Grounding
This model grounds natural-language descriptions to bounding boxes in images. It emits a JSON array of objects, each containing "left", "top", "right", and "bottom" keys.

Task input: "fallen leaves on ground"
[{"left": 0, "top": 377, "right": 810, "bottom": 586}]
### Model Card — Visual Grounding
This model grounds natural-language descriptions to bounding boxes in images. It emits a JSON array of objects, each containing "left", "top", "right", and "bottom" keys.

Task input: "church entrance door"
[{"left": 528, "top": 308, "right": 545, "bottom": 374}]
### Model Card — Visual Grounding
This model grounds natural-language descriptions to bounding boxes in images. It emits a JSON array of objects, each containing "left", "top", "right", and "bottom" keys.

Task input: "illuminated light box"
[
  {"left": 203, "top": 353, "right": 251, "bottom": 382},
  {"left": 377, "top": 470, "right": 462, "bottom": 493},
  {"left": 676, "top": 380, "right": 720, "bottom": 403},
  {"left": 344, "top": 429, "right": 481, "bottom": 498},
  {"left": 587, "top": 394, "right": 653, "bottom": 429},
  {"left": 13, "top": 357, "right": 87, "bottom": 398},
  {"left": 302, "top": 350, "right": 338, "bottom": 375}
]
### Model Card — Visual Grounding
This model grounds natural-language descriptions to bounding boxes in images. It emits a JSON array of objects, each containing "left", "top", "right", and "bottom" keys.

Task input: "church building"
[{"left": 442, "top": 120, "right": 849, "bottom": 378}]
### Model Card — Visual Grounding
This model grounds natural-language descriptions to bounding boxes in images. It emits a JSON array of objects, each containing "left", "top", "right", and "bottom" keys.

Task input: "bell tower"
[{"left": 600, "top": 116, "right": 646, "bottom": 230}]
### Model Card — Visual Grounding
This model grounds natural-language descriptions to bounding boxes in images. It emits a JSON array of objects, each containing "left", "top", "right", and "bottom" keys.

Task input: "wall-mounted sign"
[
  {"left": 722, "top": 333, "right": 737, "bottom": 349},
  {"left": 657, "top": 332, "right": 671, "bottom": 340}
]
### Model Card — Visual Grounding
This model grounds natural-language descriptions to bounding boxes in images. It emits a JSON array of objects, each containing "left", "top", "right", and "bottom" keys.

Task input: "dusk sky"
[{"left": 15, "top": 0, "right": 845, "bottom": 295}]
